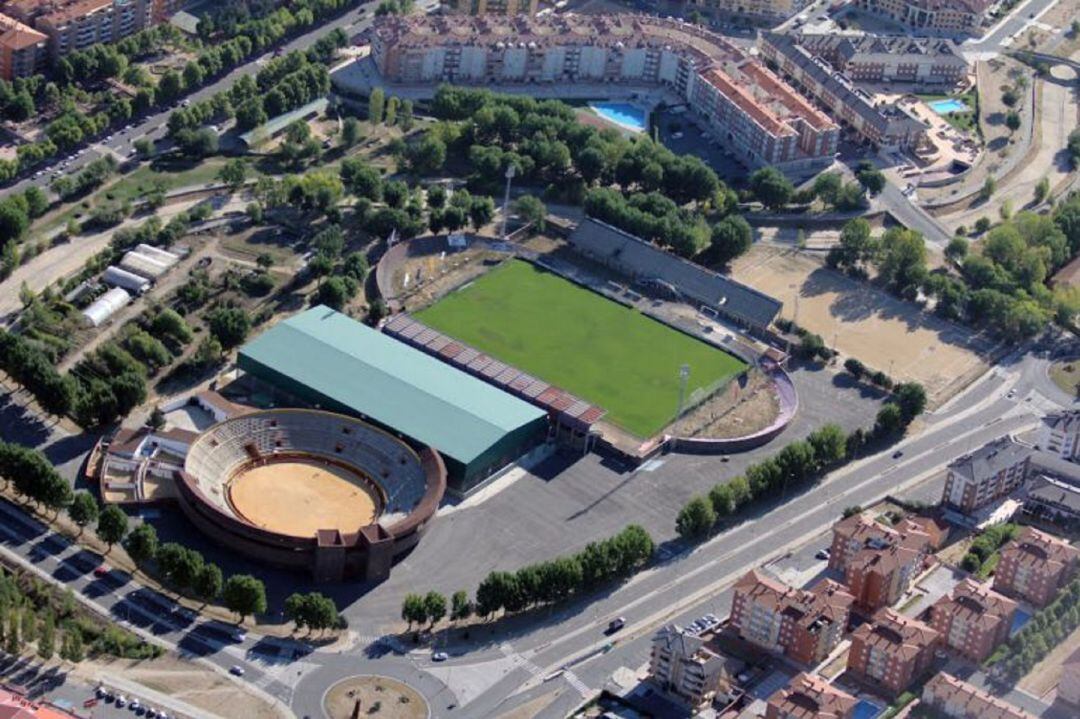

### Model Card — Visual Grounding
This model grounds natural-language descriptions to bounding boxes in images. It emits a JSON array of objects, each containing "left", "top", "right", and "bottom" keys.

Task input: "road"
[
  {"left": 0, "top": 2, "right": 386, "bottom": 201},
  {"left": 877, "top": 180, "right": 954, "bottom": 247}
]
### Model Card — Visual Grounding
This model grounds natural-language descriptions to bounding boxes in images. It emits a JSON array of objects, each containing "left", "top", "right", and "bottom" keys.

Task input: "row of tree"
[
  {"left": 989, "top": 576, "right": 1080, "bottom": 680},
  {"left": 402, "top": 525, "right": 654, "bottom": 626},
  {"left": 676, "top": 386, "right": 926, "bottom": 541}
]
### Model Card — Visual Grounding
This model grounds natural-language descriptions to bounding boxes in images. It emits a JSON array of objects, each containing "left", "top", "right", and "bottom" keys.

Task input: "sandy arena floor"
[
  {"left": 731, "top": 245, "right": 992, "bottom": 405},
  {"left": 229, "top": 459, "right": 378, "bottom": 537}
]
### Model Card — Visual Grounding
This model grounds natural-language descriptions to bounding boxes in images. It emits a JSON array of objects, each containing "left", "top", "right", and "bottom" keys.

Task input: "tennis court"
[{"left": 415, "top": 260, "right": 747, "bottom": 438}]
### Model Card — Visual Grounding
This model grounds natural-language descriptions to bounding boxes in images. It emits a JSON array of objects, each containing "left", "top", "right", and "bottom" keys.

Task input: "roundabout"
[{"left": 322, "top": 675, "right": 430, "bottom": 719}]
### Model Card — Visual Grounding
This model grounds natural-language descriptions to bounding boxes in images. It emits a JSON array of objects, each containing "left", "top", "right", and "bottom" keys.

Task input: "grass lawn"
[
  {"left": 1049, "top": 360, "right": 1080, "bottom": 398},
  {"left": 415, "top": 260, "right": 747, "bottom": 438}
]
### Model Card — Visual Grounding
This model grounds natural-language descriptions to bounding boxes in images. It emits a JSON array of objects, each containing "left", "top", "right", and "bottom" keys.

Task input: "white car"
[
  {"left": 129, "top": 699, "right": 141, "bottom": 711},
  {"left": 432, "top": 650, "right": 448, "bottom": 662},
  {"left": 116, "top": 696, "right": 127, "bottom": 708}
]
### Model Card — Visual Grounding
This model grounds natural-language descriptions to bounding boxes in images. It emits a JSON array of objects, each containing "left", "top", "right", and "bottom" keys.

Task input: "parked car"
[
  {"left": 606, "top": 617, "right": 626, "bottom": 634},
  {"left": 892, "top": 450, "right": 904, "bottom": 459},
  {"left": 229, "top": 665, "right": 245, "bottom": 677},
  {"left": 432, "top": 650, "right": 448, "bottom": 662}
]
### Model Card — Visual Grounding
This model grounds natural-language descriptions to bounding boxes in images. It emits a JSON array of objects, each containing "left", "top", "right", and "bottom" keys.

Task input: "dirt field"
[
  {"left": 730, "top": 245, "right": 992, "bottom": 405},
  {"left": 1049, "top": 360, "right": 1080, "bottom": 398},
  {"left": 1018, "top": 624, "right": 1080, "bottom": 701},
  {"left": 81, "top": 655, "right": 287, "bottom": 719},
  {"left": 324, "top": 675, "right": 427, "bottom": 719},
  {"left": 229, "top": 459, "right": 378, "bottom": 537}
]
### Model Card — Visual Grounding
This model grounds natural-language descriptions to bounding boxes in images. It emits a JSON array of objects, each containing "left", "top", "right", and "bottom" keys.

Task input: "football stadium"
[
  {"left": 414, "top": 259, "right": 749, "bottom": 438},
  {"left": 176, "top": 408, "right": 446, "bottom": 582}
]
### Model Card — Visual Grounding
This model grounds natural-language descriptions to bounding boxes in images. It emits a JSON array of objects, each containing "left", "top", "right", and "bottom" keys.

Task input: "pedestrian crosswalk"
[{"left": 498, "top": 642, "right": 592, "bottom": 698}]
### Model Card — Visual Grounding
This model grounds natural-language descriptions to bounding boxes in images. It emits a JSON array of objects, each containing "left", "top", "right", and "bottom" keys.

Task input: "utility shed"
[{"left": 237, "top": 306, "right": 548, "bottom": 492}]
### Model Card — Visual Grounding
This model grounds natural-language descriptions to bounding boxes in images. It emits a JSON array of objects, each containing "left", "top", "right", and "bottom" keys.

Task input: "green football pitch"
[{"left": 415, "top": 260, "right": 748, "bottom": 438}]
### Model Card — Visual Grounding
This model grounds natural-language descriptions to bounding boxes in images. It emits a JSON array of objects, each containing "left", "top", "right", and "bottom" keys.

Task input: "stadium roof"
[{"left": 238, "top": 307, "right": 546, "bottom": 465}]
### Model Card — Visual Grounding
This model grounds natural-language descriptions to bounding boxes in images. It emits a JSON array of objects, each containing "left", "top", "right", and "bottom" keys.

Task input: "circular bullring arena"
[{"left": 178, "top": 409, "right": 446, "bottom": 582}]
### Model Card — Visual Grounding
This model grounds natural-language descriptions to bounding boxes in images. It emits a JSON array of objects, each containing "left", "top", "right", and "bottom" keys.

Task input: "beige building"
[
  {"left": 370, "top": 14, "right": 839, "bottom": 172},
  {"left": 795, "top": 33, "right": 968, "bottom": 86},
  {"left": 649, "top": 624, "right": 740, "bottom": 710},
  {"left": 444, "top": 0, "right": 538, "bottom": 15},
  {"left": 4, "top": 0, "right": 179, "bottom": 58},
  {"left": 688, "top": 0, "right": 808, "bottom": 22},
  {"left": 922, "top": 672, "right": 1036, "bottom": 719},
  {"left": 941, "top": 437, "right": 1033, "bottom": 514},
  {"left": 852, "top": 0, "right": 992, "bottom": 35}
]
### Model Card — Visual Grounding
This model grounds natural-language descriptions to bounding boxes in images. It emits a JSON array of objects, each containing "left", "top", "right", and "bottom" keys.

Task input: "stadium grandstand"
[
  {"left": 569, "top": 219, "right": 783, "bottom": 334},
  {"left": 237, "top": 307, "right": 549, "bottom": 493}
]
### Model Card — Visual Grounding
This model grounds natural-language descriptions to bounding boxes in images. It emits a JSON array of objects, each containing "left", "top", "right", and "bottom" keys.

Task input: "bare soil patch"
[
  {"left": 1049, "top": 360, "right": 1080, "bottom": 398},
  {"left": 324, "top": 675, "right": 428, "bottom": 719},
  {"left": 669, "top": 367, "right": 780, "bottom": 439},
  {"left": 730, "top": 244, "right": 991, "bottom": 406}
]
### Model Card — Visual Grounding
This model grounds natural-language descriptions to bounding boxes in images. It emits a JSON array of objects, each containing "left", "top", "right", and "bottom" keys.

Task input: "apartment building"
[
  {"left": 852, "top": 0, "right": 991, "bottom": 35},
  {"left": 1038, "top": 410, "right": 1080, "bottom": 462},
  {"left": 922, "top": 672, "right": 1037, "bottom": 719},
  {"left": 369, "top": 14, "right": 840, "bottom": 172},
  {"left": 5, "top": 0, "right": 158, "bottom": 58},
  {"left": 828, "top": 513, "right": 937, "bottom": 613},
  {"left": 794, "top": 33, "right": 968, "bottom": 86},
  {"left": 926, "top": 579, "right": 1016, "bottom": 662},
  {"left": 444, "top": 0, "right": 538, "bottom": 15},
  {"left": 757, "top": 32, "right": 928, "bottom": 150},
  {"left": 941, "top": 437, "right": 1033, "bottom": 514},
  {"left": 993, "top": 527, "right": 1079, "bottom": 607},
  {"left": 765, "top": 673, "right": 857, "bottom": 719},
  {"left": 847, "top": 608, "right": 939, "bottom": 696},
  {"left": 649, "top": 624, "right": 740, "bottom": 710},
  {"left": 0, "top": 12, "right": 46, "bottom": 79},
  {"left": 688, "top": 0, "right": 809, "bottom": 22},
  {"left": 730, "top": 570, "right": 853, "bottom": 665}
]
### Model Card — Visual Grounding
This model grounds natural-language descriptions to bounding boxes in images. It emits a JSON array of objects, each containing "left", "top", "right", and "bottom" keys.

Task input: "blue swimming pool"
[
  {"left": 853, "top": 699, "right": 884, "bottom": 719},
  {"left": 929, "top": 98, "right": 970, "bottom": 115},
  {"left": 1011, "top": 608, "right": 1032, "bottom": 636},
  {"left": 590, "top": 102, "right": 648, "bottom": 132}
]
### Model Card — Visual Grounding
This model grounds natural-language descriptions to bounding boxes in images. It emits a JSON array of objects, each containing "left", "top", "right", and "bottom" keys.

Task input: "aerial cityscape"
[{"left": 0, "top": 0, "right": 1077, "bottom": 717}]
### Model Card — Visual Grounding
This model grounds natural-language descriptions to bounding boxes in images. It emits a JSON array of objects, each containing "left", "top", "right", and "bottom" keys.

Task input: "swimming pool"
[
  {"left": 1011, "top": 608, "right": 1032, "bottom": 636},
  {"left": 590, "top": 102, "right": 648, "bottom": 132},
  {"left": 853, "top": 699, "right": 884, "bottom": 719},
  {"left": 929, "top": 98, "right": 970, "bottom": 115}
]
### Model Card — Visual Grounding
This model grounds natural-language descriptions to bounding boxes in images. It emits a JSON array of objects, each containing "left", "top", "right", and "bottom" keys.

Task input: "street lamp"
[
  {"left": 500, "top": 163, "right": 516, "bottom": 241},
  {"left": 677, "top": 364, "right": 691, "bottom": 417}
]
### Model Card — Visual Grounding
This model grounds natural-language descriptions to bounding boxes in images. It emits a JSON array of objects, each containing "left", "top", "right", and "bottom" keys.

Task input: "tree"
[
  {"left": 123, "top": 522, "right": 158, "bottom": 564},
  {"left": 676, "top": 496, "right": 716, "bottom": 541},
  {"left": 23, "top": 187, "right": 48, "bottom": 219},
  {"left": 708, "top": 215, "right": 753, "bottom": 265},
  {"left": 468, "top": 195, "right": 495, "bottom": 231},
  {"left": 218, "top": 159, "right": 248, "bottom": 191},
  {"left": 893, "top": 383, "right": 927, "bottom": 422},
  {"left": 222, "top": 574, "right": 267, "bottom": 621},
  {"left": 424, "top": 591, "right": 447, "bottom": 629},
  {"left": 194, "top": 563, "right": 224, "bottom": 601},
  {"left": 96, "top": 505, "right": 129, "bottom": 548},
  {"left": 0, "top": 201, "right": 29, "bottom": 245},
  {"left": 134, "top": 138, "right": 153, "bottom": 158},
  {"left": 450, "top": 590, "right": 472, "bottom": 622},
  {"left": 855, "top": 165, "right": 886, "bottom": 196},
  {"left": 314, "top": 276, "right": 357, "bottom": 310},
  {"left": 808, "top": 424, "right": 847, "bottom": 467},
  {"left": 401, "top": 593, "right": 427, "bottom": 629},
  {"left": 981, "top": 176, "right": 997, "bottom": 201},
  {"left": 1005, "top": 111, "right": 1021, "bottom": 133},
  {"left": 844, "top": 357, "right": 866, "bottom": 379},
  {"left": 874, "top": 403, "right": 905, "bottom": 436},
  {"left": 945, "top": 237, "right": 969, "bottom": 263},
  {"left": 749, "top": 167, "right": 794, "bottom": 210},
  {"left": 38, "top": 611, "right": 55, "bottom": 660},
  {"left": 67, "top": 492, "right": 99, "bottom": 534},
  {"left": 341, "top": 117, "right": 361, "bottom": 148},
  {"left": 813, "top": 172, "right": 843, "bottom": 206},
  {"left": 513, "top": 194, "right": 546, "bottom": 232},
  {"left": 1034, "top": 177, "right": 1050, "bottom": 204},
  {"left": 385, "top": 96, "right": 399, "bottom": 126},
  {"left": 368, "top": 88, "right": 385, "bottom": 124},
  {"left": 207, "top": 307, "right": 251, "bottom": 348}
]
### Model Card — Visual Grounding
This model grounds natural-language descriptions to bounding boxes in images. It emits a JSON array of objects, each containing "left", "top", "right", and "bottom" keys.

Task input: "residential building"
[
  {"left": 794, "top": 33, "right": 968, "bottom": 86},
  {"left": 1038, "top": 410, "right": 1080, "bottom": 462},
  {"left": 941, "top": 437, "right": 1033, "bottom": 514},
  {"left": 922, "top": 672, "right": 1037, "bottom": 719},
  {"left": 444, "top": 0, "right": 538, "bottom": 14},
  {"left": 993, "top": 527, "right": 1079, "bottom": 607},
  {"left": 851, "top": 0, "right": 992, "bottom": 35},
  {"left": 649, "top": 624, "right": 740, "bottom": 710},
  {"left": 847, "top": 608, "right": 939, "bottom": 696},
  {"left": 828, "top": 513, "right": 935, "bottom": 612},
  {"left": 369, "top": 14, "right": 840, "bottom": 173},
  {"left": 926, "top": 579, "right": 1016, "bottom": 662},
  {"left": 1060, "top": 645, "right": 1080, "bottom": 707},
  {"left": 730, "top": 569, "right": 853, "bottom": 665},
  {"left": 689, "top": 0, "right": 810, "bottom": 22},
  {"left": 757, "top": 32, "right": 928, "bottom": 149},
  {"left": 765, "top": 672, "right": 857, "bottom": 719},
  {"left": 5, "top": 0, "right": 154, "bottom": 58},
  {"left": 0, "top": 687, "right": 79, "bottom": 719},
  {"left": 0, "top": 12, "right": 46, "bottom": 79},
  {"left": 1023, "top": 474, "right": 1080, "bottom": 528}
]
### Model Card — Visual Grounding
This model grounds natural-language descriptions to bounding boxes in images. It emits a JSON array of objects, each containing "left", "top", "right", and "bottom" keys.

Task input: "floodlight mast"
[{"left": 500, "top": 163, "right": 516, "bottom": 240}]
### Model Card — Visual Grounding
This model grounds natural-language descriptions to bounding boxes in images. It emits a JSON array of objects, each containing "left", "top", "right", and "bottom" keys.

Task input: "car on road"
[
  {"left": 815, "top": 548, "right": 830, "bottom": 560},
  {"left": 606, "top": 617, "right": 626, "bottom": 634},
  {"left": 229, "top": 665, "right": 245, "bottom": 676},
  {"left": 432, "top": 650, "right": 448, "bottom": 662},
  {"left": 892, "top": 450, "right": 903, "bottom": 459}
]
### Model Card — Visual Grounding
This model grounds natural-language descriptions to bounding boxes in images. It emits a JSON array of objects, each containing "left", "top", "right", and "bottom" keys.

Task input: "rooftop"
[
  {"left": 924, "top": 672, "right": 1036, "bottom": 719},
  {"left": 768, "top": 673, "right": 856, "bottom": 719},
  {"left": 735, "top": 570, "right": 853, "bottom": 631},
  {"left": 947, "top": 437, "right": 1033, "bottom": 483},
  {"left": 0, "top": 12, "right": 47, "bottom": 49},
  {"left": 932, "top": 578, "right": 1016, "bottom": 630},
  {"left": 1000, "top": 526, "right": 1079, "bottom": 573},
  {"left": 852, "top": 608, "right": 938, "bottom": 659},
  {"left": 237, "top": 307, "right": 547, "bottom": 466}
]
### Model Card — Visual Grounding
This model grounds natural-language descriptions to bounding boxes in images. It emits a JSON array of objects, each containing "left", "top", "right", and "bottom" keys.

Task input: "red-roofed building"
[
  {"left": 922, "top": 672, "right": 1036, "bottom": 719},
  {"left": 927, "top": 579, "right": 1016, "bottom": 662},
  {"left": 0, "top": 13, "right": 46, "bottom": 79},
  {"left": 993, "top": 527, "right": 1079, "bottom": 607},
  {"left": 829, "top": 513, "right": 934, "bottom": 612},
  {"left": 847, "top": 608, "right": 939, "bottom": 695},
  {"left": 0, "top": 688, "right": 79, "bottom": 719},
  {"left": 766, "top": 673, "right": 857, "bottom": 719}
]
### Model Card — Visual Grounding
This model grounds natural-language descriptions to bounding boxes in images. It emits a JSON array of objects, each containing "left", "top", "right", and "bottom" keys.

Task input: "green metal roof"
[{"left": 238, "top": 307, "right": 546, "bottom": 465}]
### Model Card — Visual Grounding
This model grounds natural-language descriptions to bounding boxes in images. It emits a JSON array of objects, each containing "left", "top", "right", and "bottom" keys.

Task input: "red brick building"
[
  {"left": 828, "top": 513, "right": 936, "bottom": 613},
  {"left": 847, "top": 608, "right": 939, "bottom": 696},
  {"left": 765, "top": 673, "right": 857, "bottom": 719},
  {"left": 730, "top": 570, "right": 853, "bottom": 666},
  {"left": 922, "top": 672, "right": 1036, "bottom": 719},
  {"left": 941, "top": 438, "right": 1032, "bottom": 514},
  {"left": 993, "top": 527, "right": 1079, "bottom": 607},
  {"left": 927, "top": 578, "right": 1016, "bottom": 662}
]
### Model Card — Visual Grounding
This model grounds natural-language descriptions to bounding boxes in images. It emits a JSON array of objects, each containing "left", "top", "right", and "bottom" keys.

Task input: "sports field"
[{"left": 416, "top": 260, "right": 747, "bottom": 437}]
